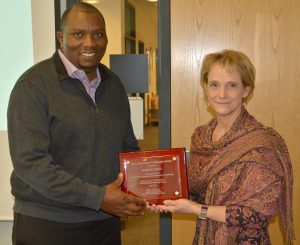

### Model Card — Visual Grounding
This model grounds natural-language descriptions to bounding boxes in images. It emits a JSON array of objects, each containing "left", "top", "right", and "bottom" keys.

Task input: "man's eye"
[
  {"left": 95, "top": 32, "right": 105, "bottom": 38},
  {"left": 73, "top": 32, "right": 83, "bottom": 37}
]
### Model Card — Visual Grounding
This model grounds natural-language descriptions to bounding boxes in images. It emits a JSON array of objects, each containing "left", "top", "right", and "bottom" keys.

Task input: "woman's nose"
[{"left": 218, "top": 86, "right": 227, "bottom": 98}]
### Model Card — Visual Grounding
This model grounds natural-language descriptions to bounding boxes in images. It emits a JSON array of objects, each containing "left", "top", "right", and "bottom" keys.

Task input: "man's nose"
[{"left": 83, "top": 34, "right": 95, "bottom": 46}]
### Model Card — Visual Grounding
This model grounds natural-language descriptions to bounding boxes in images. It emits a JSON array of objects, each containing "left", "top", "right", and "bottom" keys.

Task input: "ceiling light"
[{"left": 85, "top": 0, "right": 100, "bottom": 3}]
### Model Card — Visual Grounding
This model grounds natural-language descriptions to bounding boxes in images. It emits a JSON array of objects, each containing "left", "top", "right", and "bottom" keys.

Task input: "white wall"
[
  {"left": 0, "top": 0, "right": 55, "bottom": 244},
  {"left": 0, "top": 132, "right": 14, "bottom": 221},
  {"left": 31, "top": 0, "right": 56, "bottom": 63},
  {"left": 0, "top": 222, "right": 13, "bottom": 245}
]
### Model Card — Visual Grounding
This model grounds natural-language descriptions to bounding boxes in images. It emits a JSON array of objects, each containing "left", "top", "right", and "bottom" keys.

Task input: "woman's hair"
[{"left": 200, "top": 50, "right": 255, "bottom": 97}]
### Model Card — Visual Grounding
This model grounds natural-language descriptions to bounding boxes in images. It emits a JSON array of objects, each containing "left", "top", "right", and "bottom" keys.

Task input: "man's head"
[{"left": 57, "top": 3, "right": 108, "bottom": 80}]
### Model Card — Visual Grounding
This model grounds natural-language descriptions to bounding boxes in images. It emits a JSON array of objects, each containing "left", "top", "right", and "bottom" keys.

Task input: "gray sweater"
[{"left": 7, "top": 51, "right": 138, "bottom": 222}]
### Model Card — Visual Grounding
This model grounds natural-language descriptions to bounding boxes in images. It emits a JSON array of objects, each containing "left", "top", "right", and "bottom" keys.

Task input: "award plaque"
[{"left": 119, "top": 148, "right": 188, "bottom": 204}]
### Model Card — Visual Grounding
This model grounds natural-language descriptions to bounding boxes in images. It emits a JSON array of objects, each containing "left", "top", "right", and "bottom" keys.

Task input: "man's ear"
[{"left": 56, "top": 31, "right": 63, "bottom": 49}]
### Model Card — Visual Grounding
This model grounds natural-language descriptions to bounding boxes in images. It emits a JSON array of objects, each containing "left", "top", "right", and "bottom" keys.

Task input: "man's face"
[{"left": 57, "top": 9, "right": 108, "bottom": 79}]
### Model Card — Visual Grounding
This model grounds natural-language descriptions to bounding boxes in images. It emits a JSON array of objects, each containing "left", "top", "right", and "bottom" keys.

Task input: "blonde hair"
[{"left": 200, "top": 50, "right": 255, "bottom": 99}]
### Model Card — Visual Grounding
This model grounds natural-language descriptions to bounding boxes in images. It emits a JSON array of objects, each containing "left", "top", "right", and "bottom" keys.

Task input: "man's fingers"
[
  {"left": 127, "top": 195, "right": 146, "bottom": 206},
  {"left": 118, "top": 203, "right": 145, "bottom": 217},
  {"left": 115, "top": 172, "right": 123, "bottom": 187}
]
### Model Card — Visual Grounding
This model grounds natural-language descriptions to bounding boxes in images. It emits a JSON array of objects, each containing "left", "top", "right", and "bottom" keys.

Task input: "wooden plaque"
[{"left": 119, "top": 148, "right": 188, "bottom": 204}]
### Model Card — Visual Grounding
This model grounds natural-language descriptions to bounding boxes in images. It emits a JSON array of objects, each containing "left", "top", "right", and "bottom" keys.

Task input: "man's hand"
[{"left": 100, "top": 173, "right": 146, "bottom": 218}]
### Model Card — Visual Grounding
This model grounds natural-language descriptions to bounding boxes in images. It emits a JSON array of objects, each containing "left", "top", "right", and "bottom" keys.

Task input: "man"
[{"left": 7, "top": 3, "right": 145, "bottom": 245}]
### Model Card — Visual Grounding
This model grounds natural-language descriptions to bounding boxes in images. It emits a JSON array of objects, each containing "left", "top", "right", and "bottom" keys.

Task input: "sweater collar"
[{"left": 52, "top": 50, "right": 110, "bottom": 83}]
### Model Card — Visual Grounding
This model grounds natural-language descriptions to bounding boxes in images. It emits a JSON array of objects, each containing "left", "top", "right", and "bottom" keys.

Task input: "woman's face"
[{"left": 205, "top": 63, "right": 250, "bottom": 121}]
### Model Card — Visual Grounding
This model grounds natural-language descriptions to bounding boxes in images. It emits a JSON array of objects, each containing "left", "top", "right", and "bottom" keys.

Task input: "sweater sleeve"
[
  {"left": 8, "top": 79, "right": 104, "bottom": 211},
  {"left": 122, "top": 120, "right": 140, "bottom": 152}
]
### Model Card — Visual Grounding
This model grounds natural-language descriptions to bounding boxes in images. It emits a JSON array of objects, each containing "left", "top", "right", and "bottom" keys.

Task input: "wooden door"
[{"left": 170, "top": 0, "right": 300, "bottom": 244}]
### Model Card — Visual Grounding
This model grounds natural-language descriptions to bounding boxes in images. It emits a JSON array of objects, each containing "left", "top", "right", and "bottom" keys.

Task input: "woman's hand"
[
  {"left": 147, "top": 199, "right": 201, "bottom": 216},
  {"left": 146, "top": 202, "right": 166, "bottom": 213}
]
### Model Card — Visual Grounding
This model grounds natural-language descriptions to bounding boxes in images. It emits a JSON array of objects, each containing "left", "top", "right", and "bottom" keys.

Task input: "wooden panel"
[{"left": 170, "top": 0, "right": 300, "bottom": 244}]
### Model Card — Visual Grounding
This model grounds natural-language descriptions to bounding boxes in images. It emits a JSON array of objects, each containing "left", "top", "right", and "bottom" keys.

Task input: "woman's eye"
[
  {"left": 228, "top": 82, "right": 239, "bottom": 89},
  {"left": 208, "top": 82, "right": 218, "bottom": 88}
]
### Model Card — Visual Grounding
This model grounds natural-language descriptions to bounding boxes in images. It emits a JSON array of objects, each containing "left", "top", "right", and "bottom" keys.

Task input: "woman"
[{"left": 148, "top": 50, "right": 294, "bottom": 244}]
